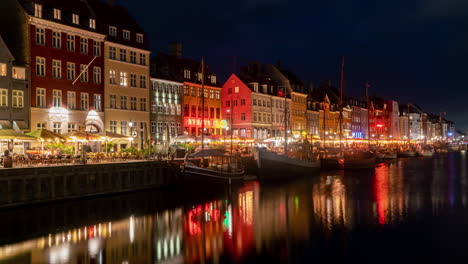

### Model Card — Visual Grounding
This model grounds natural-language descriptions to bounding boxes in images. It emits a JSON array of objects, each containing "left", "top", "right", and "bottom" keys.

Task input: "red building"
[
  {"left": 222, "top": 74, "right": 253, "bottom": 137},
  {"left": 20, "top": 0, "right": 106, "bottom": 133}
]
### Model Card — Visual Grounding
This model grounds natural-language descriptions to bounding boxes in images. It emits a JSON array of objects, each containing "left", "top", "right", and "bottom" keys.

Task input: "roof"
[
  {"left": 151, "top": 52, "right": 220, "bottom": 86},
  {"left": 280, "top": 69, "right": 306, "bottom": 93},
  {"left": 238, "top": 63, "right": 288, "bottom": 97},
  {"left": 0, "top": 34, "right": 14, "bottom": 61}
]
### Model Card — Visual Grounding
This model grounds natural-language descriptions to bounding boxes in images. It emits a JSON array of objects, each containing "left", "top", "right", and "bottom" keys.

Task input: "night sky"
[{"left": 116, "top": 0, "right": 468, "bottom": 131}]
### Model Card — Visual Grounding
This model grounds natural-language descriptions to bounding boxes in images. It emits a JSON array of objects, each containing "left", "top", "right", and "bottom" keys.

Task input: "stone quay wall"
[{"left": 0, "top": 161, "right": 182, "bottom": 209}]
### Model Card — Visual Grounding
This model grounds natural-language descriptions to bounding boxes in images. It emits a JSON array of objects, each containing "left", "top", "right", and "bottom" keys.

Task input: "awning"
[
  {"left": 0, "top": 120, "right": 12, "bottom": 129},
  {"left": 13, "top": 120, "right": 28, "bottom": 130}
]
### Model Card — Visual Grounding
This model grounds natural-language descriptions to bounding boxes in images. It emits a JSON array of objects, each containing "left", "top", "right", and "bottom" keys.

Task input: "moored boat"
[
  {"left": 398, "top": 150, "right": 417, "bottom": 157},
  {"left": 255, "top": 149, "right": 321, "bottom": 176},
  {"left": 417, "top": 150, "right": 434, "bottom": 157}
]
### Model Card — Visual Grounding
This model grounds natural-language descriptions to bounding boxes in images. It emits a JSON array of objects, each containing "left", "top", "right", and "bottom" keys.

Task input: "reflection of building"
[
  {"left": 0, "top": 0, "right": 106, "bottom": 134},
  {"left": 153, "top": 45, "right": 222, "bottom": 137},
  {"left": 93, "top": 0, "right": 151, "bottom": 149},
  {"left": 154, "top": 209, "right": 184, "bottom": 263},
  {"left": 0, "top": 33, "right": 29, "bottom": 131},
  {"left": 306, "top": 101, "right": 320, "bottom": 140}
]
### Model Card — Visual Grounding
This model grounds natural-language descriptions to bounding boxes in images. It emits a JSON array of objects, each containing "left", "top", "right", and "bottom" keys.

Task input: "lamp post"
[{"left": 129, "top": 121, "right": 135, "bottom": 148}]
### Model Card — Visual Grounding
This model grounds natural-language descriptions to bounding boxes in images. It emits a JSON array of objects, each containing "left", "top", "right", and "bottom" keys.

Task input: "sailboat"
[
  {"left": 183, "top": 58, "right": 245, "bottom": 184},
  {"left": 255, "top": 85, "right": 321, "bottom": 176},
  {"left": 321, "top": 57, "right": 375, "bottom": 170}
]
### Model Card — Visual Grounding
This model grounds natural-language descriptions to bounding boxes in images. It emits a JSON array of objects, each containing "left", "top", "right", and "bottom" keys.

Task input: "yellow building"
[
  {"left": 317, "top": 95, "right": 340, "bottom": 141},
  {"left": 290, "top": 91, "right": 308, "bottom": 137}
]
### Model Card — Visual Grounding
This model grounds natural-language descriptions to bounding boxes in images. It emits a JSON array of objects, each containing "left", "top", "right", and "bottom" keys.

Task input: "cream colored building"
[{"left": 104, "top": 42, "right": 150, "bottom": 149}]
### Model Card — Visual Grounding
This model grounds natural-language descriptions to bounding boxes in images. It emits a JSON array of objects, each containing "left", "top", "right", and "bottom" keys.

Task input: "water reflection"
[{"left": 2, "top": 153, "right": 468, "bottom": 263}]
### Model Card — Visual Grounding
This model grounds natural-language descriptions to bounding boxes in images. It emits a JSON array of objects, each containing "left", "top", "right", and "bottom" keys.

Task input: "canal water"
[{"left": 1, "top": 153, "right": 468, "bottom": 263}]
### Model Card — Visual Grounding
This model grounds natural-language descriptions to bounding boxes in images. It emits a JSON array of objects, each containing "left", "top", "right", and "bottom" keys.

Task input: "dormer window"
[
  {"left": 89, "top": 19, "right": 96, "bottom": 29},
  {"left": 136, "top": 34, "right": 144, "bottom": 43},
  {"left": 123, "top": 30, "right": 130, "bottom": 40},
  {"left": 53, "top": 8, "right": 61, "bottom": 20},
  {"left": 183, "top": 69, "right": 191, "bottom": 79},
  {"left": 252, "top": 83, "right": 259, "bottom": 93},
  {"left": 197, "top": 72, "right": 202, "bottom": 82},
  {"left": 261, "top": 84, "right": 267, "bottom": 94},
  {"left": 109, "top": 26, "right": 117, "bottom": 36},
  {"left": 210, "top": 75, "right": 216, "bottom": 84},
  {"left": 34, "top": 3, "right": 42, "bottom": 18},
  {"left": 72, "top": 14, "right": 79, "bottom": 25}
]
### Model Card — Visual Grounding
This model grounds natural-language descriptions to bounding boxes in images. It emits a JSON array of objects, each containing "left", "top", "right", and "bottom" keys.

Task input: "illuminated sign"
[
  {"left": 184, "top": 118, "right": 223, "bottom": 128},
  {"left": 220, "top": 120, "right": 228, "bottom": 129},
  {"left": 352, "top": 132, "right": 364, "bottom": 138}
]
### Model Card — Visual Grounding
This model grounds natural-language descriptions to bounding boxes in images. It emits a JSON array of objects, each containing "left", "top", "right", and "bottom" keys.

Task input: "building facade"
[
  {"left": 150, "top": 78, "right": 182, "bottom": 144},
  {"left": 0, "top": 34, "right": 29, "bottom": 130}
]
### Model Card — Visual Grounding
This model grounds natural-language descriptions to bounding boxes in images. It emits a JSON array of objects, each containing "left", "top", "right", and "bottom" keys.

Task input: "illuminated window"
[
  {"left": 0, "top": 63, "right": 6, "bottom": 76},
  {"left": 121, "top": 121, "right": 128, "bottom": 135},
  {"left": 12, "top": 67, "right": 25, "bottom": 80},
  {"left": 52, "top": 60, "right": 61, "bottom": 79},
  {"left": 53, "top": 9, "right": 61, "bottom": 20},
  {"left": 36, "top": 27, "right": 45, "bottom": 45},
  {"left": 89, "top": 19, "right": 96, "bottom": 29},
  {"left": 151, "top": 121, "right": 156, "bottom": 134},
  {"left": 109, "top": 70, "right": 116, "bottom": 84},
  {"left": 123, "top": 30, "right": 130, "bottom": 40},
  {"left": 184, "top": 69, "right": 191, "bottom": 79},
  {"left": 52, "top": 32, "right": 61, "bottom": 48},
  {"left": 36, "top": 57, "right": 45, "bottom": 76},
  {"left": 67, "top": 62, "right": 75, "bottom": 80},
  {"left": 12, "top": 90, "right": 23, "bottom": 108},
  {"left": 53, "top": 122, "right": 62, "bottom": 134},
  {"left": 72, "top": 14, "right": 79, "bottom": 25},
  {"left": 120, "top": 72, "right": 128, "bottom": 86},
  {"left": 93, "top": 67, "right": 101, "bottom": 84},
  {"left": 0, "top": 89, "right": 7, "bottom": 107},
  {"left": 80, "top": 64, "right": 88, "bottom": 82},
  {"left": 151, "top": 101, "right": 156, "bottom": 113},
  {"left": 80, "top": 38, "right": 88, "bottom": 54},
  {"left": 136, "top": 34, "right": 144, "bottom": 43},
  {"left": 52, "top": 90, "right": 62, "bottom": 107},
  {"left": 67, "top": 91, "right": 76, "bottom": 109},
  {"left": 36, "top": 88, "right": 45, "bottom": 107},
  {"left": 80, "top": 93, "right": 89, "bottom": 110},
  {"left": 110, "top": 121, "right": 117, "bottom": 133},
  {"left": 94, "top": 94, "right": 102, "bottom": 111},
  {"left": 34, "top": 3, "right": 42, "bottom": 18},
  {"left": 211, "top": 75, "right": 216, "bottom": 84},
  {"left": 109, "top": 26, "right": 117, "bottom": 36}
]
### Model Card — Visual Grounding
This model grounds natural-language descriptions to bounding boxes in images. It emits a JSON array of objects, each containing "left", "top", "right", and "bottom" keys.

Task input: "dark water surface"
[{"left": 1, "top": 153, "right": 468, "bottom": 263}]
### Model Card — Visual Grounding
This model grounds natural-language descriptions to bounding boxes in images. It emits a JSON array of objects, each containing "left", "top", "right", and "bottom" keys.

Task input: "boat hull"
[
  {"left": 343, "top": 157, "right": 376, "bottom": 170},
  {"left": 256, "top": 151, "right": 320, "bottom": 177},
  {"left": 321, "top": 158, "right": 344, "bottom": 170},
  {"left": 183, "top": 163, "right": 246, "bottom": 185},
  {"left": 398, "top": 151, "right": 417, "bottom": 157},
  {"left": 417, "top": 151, "right": 434, "bottom": 157}
]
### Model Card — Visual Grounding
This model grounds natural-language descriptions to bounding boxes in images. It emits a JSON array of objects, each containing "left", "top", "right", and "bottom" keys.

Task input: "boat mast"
[
  {"left": 407, "top": 103, "right": 410, "bottom": 145},
  {"left": 201, "top": 57, "right": 205, "bottom": 151},
  {"left": 366, "top": 82, "right": 370, "bottom": 148},
  {"left": 284, "top": 86, "right": 288, "bottom": 156},
  {"left": 339, "top": 56, "right": 344, "bottom": 152}
]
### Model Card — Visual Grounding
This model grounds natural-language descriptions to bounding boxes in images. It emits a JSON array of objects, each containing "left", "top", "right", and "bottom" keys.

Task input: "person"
[{"left": 3, "top": 150, "right": 13, "bottom": 168}]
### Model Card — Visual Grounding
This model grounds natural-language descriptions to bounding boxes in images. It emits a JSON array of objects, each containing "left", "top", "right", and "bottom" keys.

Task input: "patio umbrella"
[
  {"left": 0, "top": 129, "right": 36, "bottom": 141},
  {"left": 26, "top": 129, "right": 66, "bottom": 153},
  {"left": 170, "top": 134, "right": 196, "bottom": 144},
  {"left": 98, "top": 131, "right": 128, "bottom": 154},
  {"left": 63, "top": 131, "right": 101, "bottom": 141}
]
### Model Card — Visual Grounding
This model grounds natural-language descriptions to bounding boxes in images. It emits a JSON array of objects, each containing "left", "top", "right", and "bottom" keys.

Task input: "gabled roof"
[
  {"left": 238, "top": 65, "right": 284, "bottom": 97},
  {"left": 0, "top": 34, "right": 14, "bottom": 61}
]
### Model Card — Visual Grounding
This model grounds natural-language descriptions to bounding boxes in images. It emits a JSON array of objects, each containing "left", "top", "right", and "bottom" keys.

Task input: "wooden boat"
[
  {"left": 417, "top": 150, "right": 434, "bottom": 157},
  {"left": 255, "top": 149, "right": 321, "bottom": 175},
  {"left": 398, "top": 150, "right": 417, "bottom": 157},
  {"left": 321, "top": 156, "right": 344, "bottom": 170},
  {"left": 183, "top": 149, "right": 246, "bottom": 184},
  {"left": 343, "top": 152, "right": 376, "bottom": 170},
  {"left": 384, "top": 152, "right": 397, "bottom": 159}
]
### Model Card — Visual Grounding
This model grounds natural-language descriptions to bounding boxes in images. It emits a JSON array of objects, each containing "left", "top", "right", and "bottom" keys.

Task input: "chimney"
[{"left": 169, "top": 42, "right": 182, "bottom": 59}]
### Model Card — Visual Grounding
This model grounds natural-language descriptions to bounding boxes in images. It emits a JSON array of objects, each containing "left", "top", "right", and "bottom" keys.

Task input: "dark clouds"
[{"left": 117, "top": 0, "right": 468, "bottom": 130}]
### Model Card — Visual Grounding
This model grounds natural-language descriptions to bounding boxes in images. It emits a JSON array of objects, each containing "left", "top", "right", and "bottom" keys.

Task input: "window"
[
  {"left": 120, "top": 72, "right": 128, "bottom": 86},
  {"left": 184, "top": 69, "right": 191, "bottom": 79},
  {"left": 109, "top": 70, "right": 116, "bottom": 84},
  {"left": 110, "top": 94, "right": 116, "bottom": 109},
  {"left": 210, "top": 107, "right": 214, "bottom": 118},
  {"left": 89, "top": 19, "right": 96, "bottom": 29},
  {"left": 140, "top": 98, "right": 146, "bottom": 111},
  {"left": 123, "top": 30, "right": 130, "bottom": 40},
  {"left": 51, "top": 31, "right": 61, "bottom": 48},
  {"left": 80, "top": 38, "right": 88, "bottom": 54},
  {"left": 72, "top": 14, "right": 79, "bottom": 25},
  {"left": 34, "top": 3, "right": 42, "bottom": 18},
  {"left": 109, "top": 46, "right": 116, "bottom": 60},
  {"left": 52, "top": 60, "right": 61, "bottom": 79},
  {"left": 121, "top": 121, "right": 128, "bottom": 135},
  {"left": 0, "top": 64, "right": 5, "bottom": 76},
  {"left": 130, "top": 74, "right": 137, "bottom": 87},
  {"left": 67, "top": 35, "right": 75, "bottom": 51},
  {"left": 36, "top": 57, "right": 45, "bottom": 76},
  {"left": 151, "top": 121, "right": 156, "bottom": 134},
  {"left": 12, "top": 90, "right": 23, "bottom": 108},
  {"left": 110, "top": 121, "right": 117, "bottom": 133},
  {"left": 240, "top": 113, "right": 245, "bottom": 121},
  {"left": 158, "top": 102, "right": 163, "bottom": 114},
  {"left": 37, "top": 122, "right": 46, "bottom": 129},
  {"left": 53, "top": 122, "right": 62, "bottom": 134},
  {"left": 12, "top": 67, "right": 25, "bottom": 80},
  {"left": 130, "top": 96, "right": 137, "bottom": 110},
  {"left": 67, "top": 91, "right": 76, "bottom": 109},
  {"left": 140, "top": 54, "right": 147, "bottom": 66},
  {"left": 210, "top": 90, "right": 214, "bottom": 99},
  {"left": 120, "top": 96, "right": 127, "bottom": 109},
  {"left": 157, "top": 122, "right": 163, "bottom": 134},
  {"left": 80, "top": 65, "right": 88, "bottom": 82},
  {"left": 52, "top": 90, "right": 62, "bottom": 107},
  {"left": 36, "top": 27, "right": 45, "bottom": 45},
  {"left": 120, "top": 49, "right": 126, "bottom": 62},
  {"left": 0, "top": 89, "right": 7, "bottom": 107},
  {"left": 94, "top": 94, "right": 102, "bottom": 111},
  {"left": 215, "top": 91, "right": 220, "bottom": 100},
  {"left": 36, "top": 88, "right": 45, "bottom": 107},
  {"left": 81, "top": 93, "right": 89, "bottom": 110},
  {"left": 68, "top": 123, "right": 76, "bottom": 133},
  {"left": 53, "top": 8, "right": 61, "bottom": 20},
  {"left": 198, "top": 106, "right": 202, "bottom": 117},
  {"left": 216, "top": 108, "right": 220, "bottom": 119},
  {"left": 151, "top": 101, "right": 156, "bottom": 113},
  {"left": 136, "top": 34, "right": 144, "bottom": 43},
  {"left": 226, "top": 101, "right": 230, "bottom": 107},
  {"left": 211, "top": 75, "right": 216, "bottom": 84},
  {"left": 93, "top": 41, "right": 101, "bottom": 56},
  {"left": 197, "top": 88, "right": 202, "bottom": 97},
  {"left": 140, "top": 75, "right": 146, "bottom": 88},
  {"left": 93, "top": 67, "right": 101, "bottom": 84},
  {"left": 190, "top": 105, "right": 196, "bottom": 117},
  {"left": 190, "top": 87, "right": 196, "bottom": 97},
  {"left": 67, "top": 62, "right": 75, "bottom": 80},
  {"left": 241, "top": 99, "right": 246, "bottom": 105},
  {"left": 109, "top": 26, "right": 117, "bottom": 36},
  {"left": 130, "top": 51, "right": 136, "bottom": 64}
]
